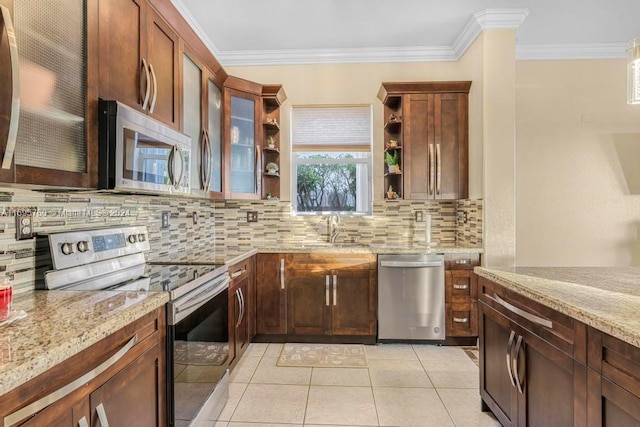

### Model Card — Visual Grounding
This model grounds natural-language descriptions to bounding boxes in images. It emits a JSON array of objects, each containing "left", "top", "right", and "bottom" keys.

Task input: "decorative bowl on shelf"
[{"left": 266, "top": 162, "right": 279, "bottom": 174}]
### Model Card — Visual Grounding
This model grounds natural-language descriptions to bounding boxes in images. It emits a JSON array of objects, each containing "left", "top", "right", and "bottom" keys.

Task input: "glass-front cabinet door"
[
  {"left": 227, "top": 90, "right": 259, "bottom": 198},
  {"left": 181, "top": 48, "right": 224, "bottom": 198}
]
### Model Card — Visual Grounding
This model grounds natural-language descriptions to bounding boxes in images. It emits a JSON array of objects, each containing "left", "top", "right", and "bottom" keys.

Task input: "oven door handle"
[{"left": 173, "top": 278, "right": 229, "bottom": 324}]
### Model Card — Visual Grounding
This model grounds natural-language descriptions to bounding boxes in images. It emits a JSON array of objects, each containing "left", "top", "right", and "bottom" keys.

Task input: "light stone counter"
[
  {"left": 217, "top": 244, "right": 483, "bottom": 258},
  {"left": 475, "top": 267, "right": 640, "bottom": 348},
  {"left": 0, "top": 290, "right": 169, "bottom": 397}
]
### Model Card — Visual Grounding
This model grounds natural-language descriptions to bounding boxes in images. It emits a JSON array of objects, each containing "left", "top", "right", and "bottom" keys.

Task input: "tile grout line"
[{"left": 365, "top": 347, "right": 382, "bottom": 426}]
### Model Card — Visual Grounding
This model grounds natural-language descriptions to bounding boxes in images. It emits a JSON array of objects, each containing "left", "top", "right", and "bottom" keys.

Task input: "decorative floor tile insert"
[{"left": 277, "top": 343, "right": 368, "bottom": 368}]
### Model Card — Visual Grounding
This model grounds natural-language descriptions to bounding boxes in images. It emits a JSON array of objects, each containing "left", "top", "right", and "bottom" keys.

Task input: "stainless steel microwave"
[{"left": 98, "top": 100, "right": 191, "bottom": 195}]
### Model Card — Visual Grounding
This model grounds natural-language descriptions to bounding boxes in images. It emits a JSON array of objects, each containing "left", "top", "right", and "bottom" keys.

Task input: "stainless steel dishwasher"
[{"left": 377, "top": 254, "right": 445, "bottom": 341}]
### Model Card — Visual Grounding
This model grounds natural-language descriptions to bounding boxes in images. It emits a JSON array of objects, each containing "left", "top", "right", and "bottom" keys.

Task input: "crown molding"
[
  {"left": 171, "top": 6, "right": 622, "bottom": 66},
  {"left": 170, "top": 0, "right": 221, "bottom": 57},
  {"left": 515, "top": 43, "right": 627, "bottom": 60}
]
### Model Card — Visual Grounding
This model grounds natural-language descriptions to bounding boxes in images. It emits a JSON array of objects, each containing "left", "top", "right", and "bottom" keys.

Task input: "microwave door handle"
[
  {"left": 149, "top": 63, "right": 158, "bottom": 114},
  {"left": 173, "top": 147, "right": 186, "bottom": 190},
  {"left": 1, "top": 5, "right": 20, "bottom": 170},
  {"left": 167, "top": 146, "right": 176, "bottom": 187},
  {"left": 140, "top": 58, "right": 150, "bottom": 111}
]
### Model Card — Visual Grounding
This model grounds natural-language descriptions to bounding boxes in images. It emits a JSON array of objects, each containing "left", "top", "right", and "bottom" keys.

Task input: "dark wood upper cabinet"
[
  {"left": 378, "top": 82, "right": 471, "bottom": 200},
  {"left": 98, "top": 0, "right": 179, "bottom": 129}
]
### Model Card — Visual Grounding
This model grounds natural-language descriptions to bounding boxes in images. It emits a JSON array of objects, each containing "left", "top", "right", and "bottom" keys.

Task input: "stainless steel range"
[{"left": 37, "top": 226, "right": 231, "bottom": 427}]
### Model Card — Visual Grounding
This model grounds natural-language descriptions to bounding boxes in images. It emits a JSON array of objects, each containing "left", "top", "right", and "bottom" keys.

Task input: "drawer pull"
[
  {"left": 78, "top": 417, "right": 89, "bottom": 427},
  {"left": 231, "top": 268, "right": 245, "bottom": 279},
  {"left": 495, "top": 294, "right": 553, "bottom": 329},
  {"left": 4, "top": 334, "right": 138, "bottom": 427},
  {"left": 453, "top": 284, "right": 469, "bottom": 290},
  {"left": 453, "top": 317, "right": 469, "bottom": 323}
]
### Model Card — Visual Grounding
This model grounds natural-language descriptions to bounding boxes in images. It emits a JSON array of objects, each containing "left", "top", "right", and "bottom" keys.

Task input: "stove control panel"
[{"left": 47, "top": 226, "right": 150, "bottom": 270}]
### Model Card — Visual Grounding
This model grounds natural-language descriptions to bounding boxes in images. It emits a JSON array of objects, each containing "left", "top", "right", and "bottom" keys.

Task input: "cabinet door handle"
[
  {"left": 452, "top": 317, "right": 468, "bottom": 323},
  {"left": 78, "top": 416, "right": 89, "bottom": 427},
  {"left": 280, "top": 258, "right": 285, "bottom": 290},
  {"left": 436, "top": 143, "right": 441, "bottom": 196},
  {"left": 513, "top": 334, "right": 524, "bottom": 394},
  {"left": 506, "top": 330, "right": 516, "bottom": 388},
  {"left": 4, "top": 335, "right": 138, "bottom": 427},
  {"left": 255, "top": 144, "right": 261, "bottom": 193},
  {"left": 96, "top": 403, "right": 110, "bottom": 427},
  {"left": 453, "top": 284, "right": 469, "bottom": 290},
  {"left": 140, "top": 58, "right": 150, "bottom": 110},
  {"left": 333, "top": 274, "right": 337, "bottom": 306},
  {"left": 238, "top": 288, "right": 245, "bottom": 325},
  {"left": 429, "top": 144, "right": 435, "bottom": 195},
  {"left": 148, "top": 62, "right": 158, "bottom": 114},
  {"left": 325, "top": 275, "right": 330, "bottom": 306},
  {"left": 495, "top": 294, "right": 553, "bottom": 329},
  {"left": 0, "top": 5, "right": 20, "bottom": 170},
  {"left": 203, "top": 129, "right": 212, "bottom": 191},
  {"left": 235, "top": 289, "right": 242, "bottom": 327}
]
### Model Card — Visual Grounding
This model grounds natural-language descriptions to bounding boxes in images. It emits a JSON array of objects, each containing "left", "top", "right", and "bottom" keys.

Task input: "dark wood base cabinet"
[
  {"left": 480, "top": 276, "right": 640, "bottom": 427},
  {"left": 228, "top": 256, "right": 256, "bottom": 370},
  {"left": 0, "top": 308, "right": 166, "bottom": 427},
  {"left": 255, "top": 253, "right": 377, "bottom": 343}
]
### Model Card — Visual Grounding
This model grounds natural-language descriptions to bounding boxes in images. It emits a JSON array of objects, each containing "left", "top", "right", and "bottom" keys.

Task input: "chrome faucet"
[{"left": 329, "top": 212, "right": 341, "bottom": 243}]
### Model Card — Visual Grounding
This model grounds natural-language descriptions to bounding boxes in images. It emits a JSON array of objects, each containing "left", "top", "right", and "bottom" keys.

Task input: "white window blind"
[{"left": 292, "top": 105, "right": 372, "bottom": 152}]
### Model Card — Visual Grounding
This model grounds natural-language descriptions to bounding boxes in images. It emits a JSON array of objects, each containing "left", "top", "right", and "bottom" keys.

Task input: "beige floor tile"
[
  {"left": 438, "top": 388, "right": 501, "bottom": 426},
  {"left": 264, "top": 342, "right": 284, "bottom": 357},
  {"left": 230, "top": 356, "right": 261, "bottom": 383},
  {"left": 305, "top": 386, "right": 378, "bottom": 426},
  {"left": 374, "top": 387, "right": 455, "bottom": 427},
  {"left": 216, "top": 382, "right": 248, "bottom": 421},
  {"left": 368, "top": 358, "right": 433, "bottom": 388},
  {"left": 231, "top": 384, "right": 308, "bottom": 424},
  {"left": 228, "top": 423, "right": 302, "bottom": 427},
  {"left": 189, "top": 421, "right": 227, "bottom": 427},
  {"left": 426, "top": 369, "right": 479, "bottom": 389},
  {"left": 413, "top": 345, "right": 472, "bottom": 364},
  {"left": 243, "top": 343, "right": 268, "bottom": 357},
  {"left": 365, "top": 343, "right": 418, "bottom": 360},
  {"left": 251, "top": 356, "right": 312, "bottom": 385},
  {"left": 311, "top": 367, "right": 371, "bottom": 386}
]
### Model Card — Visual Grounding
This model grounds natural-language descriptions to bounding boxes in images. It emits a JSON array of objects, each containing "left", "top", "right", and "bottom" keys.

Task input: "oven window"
[{"left": 172, "top": 289, "right": 228, "bottom": 423}]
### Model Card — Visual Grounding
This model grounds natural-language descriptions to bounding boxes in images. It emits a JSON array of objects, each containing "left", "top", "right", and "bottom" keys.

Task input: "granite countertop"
[
  {"left": 475, "top": 267, "right": 640, "bottom": 348},
  {"left": 0, "top": 290, "right": 169, "bottom": 397}
]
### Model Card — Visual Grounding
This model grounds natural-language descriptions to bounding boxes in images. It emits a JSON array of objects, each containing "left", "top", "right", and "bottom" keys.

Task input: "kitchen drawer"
[
  {"left": 588, "top": 327, "right": 640, "bottom": 398},
  {"left": 479, "top": 277, "right": 587, "bottom": 363},
  {"left": 445, "top": 270, "right": 477, "bottom": 303},
  {"left": 445, "top": 253, "right": 480, "bottom": 270},
  {"left": 446, "top": 302, "right": 478, "bottom": 337},
  {"left": 229, "top": 258, "right": 252, "bottom": 283}
]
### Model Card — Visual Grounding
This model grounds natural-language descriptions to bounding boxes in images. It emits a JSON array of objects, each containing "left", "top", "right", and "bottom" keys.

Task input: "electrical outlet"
[
  {"left": 161, "top": 211, "right": 170, "bottom": 228},
  {"left": 415, "top": 211, "right": 424, "bottom": 222},
  {"left": 15, "top": 213, "right": 33, "bottom": 240},
  {"left": 192, "top": 212, "right": 198, "bottom": 224},
  {"left": 247, "top": 211, "right": 258, "bottom": 223}
]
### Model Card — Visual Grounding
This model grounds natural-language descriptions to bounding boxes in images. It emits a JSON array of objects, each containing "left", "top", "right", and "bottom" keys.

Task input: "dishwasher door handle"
[{"left": 379, "top": 261, "right": 443, "bottom": 268}]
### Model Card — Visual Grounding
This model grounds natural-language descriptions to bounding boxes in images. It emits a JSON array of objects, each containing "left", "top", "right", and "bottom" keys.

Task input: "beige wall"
[
  {"left": 226, "top": 41, "right": 485, "bottom": 202},
  {"left": 516, "top": 60, "right": 640, "bottom": 266}
]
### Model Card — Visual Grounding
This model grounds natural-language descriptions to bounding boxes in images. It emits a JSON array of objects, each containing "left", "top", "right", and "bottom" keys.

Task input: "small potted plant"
[
  {"left": 385, "top": 150, "right": 399, "bottom": 173},
  {"left": 267, "top": 136, "right": 276, "bottom": 149}
]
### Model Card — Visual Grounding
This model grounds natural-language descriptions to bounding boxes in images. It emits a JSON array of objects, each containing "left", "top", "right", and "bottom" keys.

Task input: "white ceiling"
[{"left": 173, "top": 0, "right": 640, "bottom": 66}]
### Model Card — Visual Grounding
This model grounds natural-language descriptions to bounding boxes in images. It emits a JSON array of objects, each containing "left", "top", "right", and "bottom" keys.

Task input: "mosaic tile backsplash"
[{"left": 0, "top": 188, "right": 482, "bottom": 293}]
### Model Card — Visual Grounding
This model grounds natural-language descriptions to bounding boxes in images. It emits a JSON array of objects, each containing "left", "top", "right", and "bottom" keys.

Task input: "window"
[{"left": 292, "top": 105, "right": 372, "bottom": 215}]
